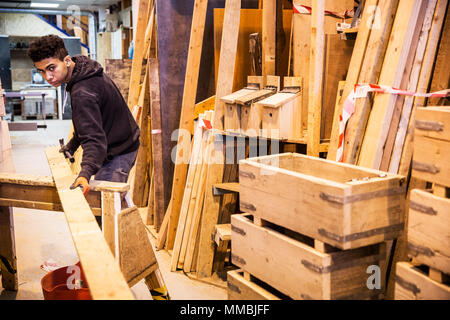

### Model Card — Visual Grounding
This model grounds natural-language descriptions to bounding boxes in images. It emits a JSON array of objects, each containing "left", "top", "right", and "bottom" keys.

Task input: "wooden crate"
[
  {"left": 395, "top": 262, "right": 450, "bottom": 300},
  {"left": 257, "top": 77, "right": 303, "bottom": 140},
  {"left": 239, "top": 153, "right": 406, "bottom": 249},
  {"left": 412, "top": 107, "right": 450, "bottom": 188},
  {"left": 408, "top": 189, "right": 450, "bottom": 275},
  {"left": 231, "top": 213, "right": 386, "bottom": 300},
  {"left": 227, "top": 269, "right": 286, "bottom": 300}
]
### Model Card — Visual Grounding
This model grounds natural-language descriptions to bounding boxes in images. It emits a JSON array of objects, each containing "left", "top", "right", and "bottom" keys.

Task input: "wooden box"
[
  {"left": 227, "top": 269, "right": 284, "bottom": 300},
  {"left": 412, "top": 107, "right": 450, "bottom": 188},
  {"left": 257, "top": 77, "right": 303, "bottom": 140},
  {"left": 231, "top": 214, "right": 386, "bottom": 300},
  {"left": 239, "top": 153, "right": 406, "bottom": 249},
  {"left": 222, "top": 76, "right": 266, "bottom": 133},
  {"left": 395, "top": 262, "right": 450, "bottom": 300},
  {"left": 235, "top": 76, "right": 279, "bottom": 136},
  {"left": 408, "top": 189, "right": 450, "bottom": 275}
]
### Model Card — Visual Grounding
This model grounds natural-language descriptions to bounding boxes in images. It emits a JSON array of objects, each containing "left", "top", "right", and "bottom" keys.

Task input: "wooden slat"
[
  {"left": 342, "top": 0, "right": 399, "bottom": 164},
  {"left": 307, "top": 0, "right": 324, "bottom": 157},
  {"left": 395, "top": 262, "right": 450, "bottom": 299},
  {"left": 127, "top": 0, "right": 151, "bottom": 109},
  {"left": 166, "top": 0, "right": 209, "bottom": 250},
  {"left": 427, "top": 2, "right": 450, "bottom": 106},
  {"left": 148, "top": 58, "right": 165, "bottom": 231},
  {"left": 45, "top": 146, "right": 133, "bottom": 300},
  {"left": 387, "top": 0, "right": 439, "bottom": 173},
  {"left": 195, "top": 0, "right": 241, "bottom": 278},
  {"left": 397, "top": 0, "right": 449, "bottom": 176},
  {"left": 379, "top": 0, "right": 432, "bottom": 171},
  {"left": 262, "top": 0, "right": 276, "bottom": 77},
  {"left": 326, "top": 0, "right": 379, "bottom": 161},
  {"left": 358, "top": 0, "right": 427, "bottom": 169}
]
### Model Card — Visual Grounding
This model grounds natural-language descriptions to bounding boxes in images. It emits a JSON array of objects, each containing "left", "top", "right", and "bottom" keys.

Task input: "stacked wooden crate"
[
  {"left": 394, "top": 106, "right": 450, "bottom": 300},
  {"left": 229, "top": 152, "right": 406, "bottom": 299}
]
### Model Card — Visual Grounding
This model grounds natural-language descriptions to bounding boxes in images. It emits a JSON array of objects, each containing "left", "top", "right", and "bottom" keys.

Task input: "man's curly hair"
[{"left": 27, "top": 34, "right": 69, "bottom": 62}]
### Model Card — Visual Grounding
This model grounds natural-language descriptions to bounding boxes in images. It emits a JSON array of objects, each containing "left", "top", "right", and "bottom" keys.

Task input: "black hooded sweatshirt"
[{"left": 66, "top": 55, "right": 140, "bottom": 181}]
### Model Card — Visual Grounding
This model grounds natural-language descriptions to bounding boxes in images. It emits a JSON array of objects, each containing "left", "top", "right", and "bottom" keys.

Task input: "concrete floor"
[{"left": 0, "top": 119, "right": 227, "bottom": 300}]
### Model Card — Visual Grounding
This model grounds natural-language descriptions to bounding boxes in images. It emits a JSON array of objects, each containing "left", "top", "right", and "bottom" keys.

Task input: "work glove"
[{"left": 70, "top": 176, "right": 90, "bottom": 196}]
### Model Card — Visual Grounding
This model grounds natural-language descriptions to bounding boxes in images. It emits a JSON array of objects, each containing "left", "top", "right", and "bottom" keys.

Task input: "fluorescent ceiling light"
[{"left": 30, "top": 2, "right": 60, "bottom": 8}]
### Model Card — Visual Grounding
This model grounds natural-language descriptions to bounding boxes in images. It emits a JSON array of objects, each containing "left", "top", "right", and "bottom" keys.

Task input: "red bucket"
[{"left": 41, "top": 261, "right": 92, "bottom": 300}]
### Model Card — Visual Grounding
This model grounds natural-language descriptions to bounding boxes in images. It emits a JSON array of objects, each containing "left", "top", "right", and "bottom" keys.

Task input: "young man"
[{"left": 28, "top": 34, "right": 140, "bottom": 195}]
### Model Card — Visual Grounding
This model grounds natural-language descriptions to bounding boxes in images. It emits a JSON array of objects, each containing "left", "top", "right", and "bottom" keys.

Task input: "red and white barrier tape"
[
  {"left": 336, "top": 84, "right": 450, "bottom": 162},
  {"left": 199, "top": 118, "right": 212, "bottom": 130},
  {"left": 293, "top": 4, "right": 354, "bottom": 19}
]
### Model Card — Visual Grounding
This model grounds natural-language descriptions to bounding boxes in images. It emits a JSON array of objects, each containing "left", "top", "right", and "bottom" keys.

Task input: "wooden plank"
[
  {"left": 327, "top": 0, "right": 380, "bottom": 161},
  {"left": 397, "top": 0, "right": 449, "bottom": 176},
  {"left": 307, "top": 0, "right": 324, "bottom": 157},
  {"left": 343, "top": 0, "right": 399, "bottom": 165},
  {"left": 381, "top": 0, "right": 435, "bottom": 172},
  {"left": 104, "top": 59, "right": 132, "bottom": 104},
  {"left": 427, "top": 3, "right": 450, "bottom": 106},
  {"left": 408, "top": 189, "right": 450, "bottom": 275},
  {"left": 321, "top": 35, "right": 354, "bottom": 140},
  {"left": 232, "top": 214, "right": 386, "bottom": 299},
  {"left": 101, "top": 191, "right": 121, "bottom": 255},
  {"left": 412, "top": 135, "right": 450, "bottom": 188},
  {"left": 148, "top": 58, "right": 165, "bottom": 230},
  {"left": 116, "top": 206, "right": 159, "bottom": 287},
  {"left": 184, "top": 112, "right": 214, "bottom": 272},
  {"left": 262, "top": 0, "right": 276, "bottom": 77},
  {"left": 196, "top": 0, "right": 241, "bottom": 278},
  {"left": 395, "top": 262, "right": 450, "bottom": 299},
  {"left": 45, "top": 146, "right": 134, "bottom": 300},
  {"left": 170, "top": 118, "right": 204, "bottom": 271},
  {"left": 414, "top": 106, "right": 450, "bottom": 141},
  {"left": 0, "top": 206, "right": 17, "bottom": 291},
  {"left": 166, "top": 0, "right": 209, "bottom": 250},
  {"left": 130, "top": 63, "right": 151, "bottom": 207},
  {"left": 127, "top": 0, "right": 151, "bottom": 109},
  {"left": 294, "top": 0, "right": 355, "bottom": 137},
  {"left": 358, "top": 0, "right": 427, "bottom": 170},
  {"left": 194, "top": 95, "right": 216, "bottom": 119},
  {"left": 227, "top": 269, "right": 282, "bottom": 300}
]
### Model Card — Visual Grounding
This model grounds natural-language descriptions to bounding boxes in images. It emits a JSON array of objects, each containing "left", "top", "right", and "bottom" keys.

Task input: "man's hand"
[{"left": 70, "top": 177, "right": 90, "bottom": 196}]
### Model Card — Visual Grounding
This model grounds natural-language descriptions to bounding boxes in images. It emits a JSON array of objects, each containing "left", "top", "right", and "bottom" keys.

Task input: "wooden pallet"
[{"left": 231, "top": 213, "right": 386, "bottom": 300}]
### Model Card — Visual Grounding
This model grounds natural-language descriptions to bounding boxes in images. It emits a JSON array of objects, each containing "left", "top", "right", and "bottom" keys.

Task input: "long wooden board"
[
  {"left": 166, "top": 0, "right": 209, "bottom": 249},
  {"left": 327, "top": 0, "right": 379, "bottom": 161},
  {"left": 358, "top": 0, "right": 427, "bottom": 169},
  {"left": 45, "top": 146, "right": 133, "bottom": 300},
  {"left": 195, "top": 0, "right": 241, "bottom": 278}
]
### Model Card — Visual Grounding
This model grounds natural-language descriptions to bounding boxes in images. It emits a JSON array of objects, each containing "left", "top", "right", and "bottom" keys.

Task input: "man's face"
[{"left": 34, "top": 56, "right": 70, "bottom": 87}]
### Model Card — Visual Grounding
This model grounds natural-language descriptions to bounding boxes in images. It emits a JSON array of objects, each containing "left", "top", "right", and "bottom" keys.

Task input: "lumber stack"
[
  {"left": 394, "top": 106, "right": 450, "bottom": 300},
  {"left": 169, "top": 111, "right": 215, "bottom": 273},
  {"left": 230, "top": 153, "right": 406, "bottom": 299}
]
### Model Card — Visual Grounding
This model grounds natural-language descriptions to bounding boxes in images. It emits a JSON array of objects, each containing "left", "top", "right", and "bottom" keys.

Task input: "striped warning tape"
[
  {"left": 336, "top": 84, "right": 450, "bottom": 162},
  {"left": 150, "top": 286, "right": 170, "bottom": 300},
  {"left": 0, "top": 254, "right": 17, "bottom": 274},
  {"left": 293, "top": 3, "right": 355, "bottom": 19}
]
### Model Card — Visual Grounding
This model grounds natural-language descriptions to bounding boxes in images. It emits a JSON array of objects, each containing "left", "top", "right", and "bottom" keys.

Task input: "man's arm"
[{"left": 71, "top": 89, "right": 107, "bottom": 182}]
